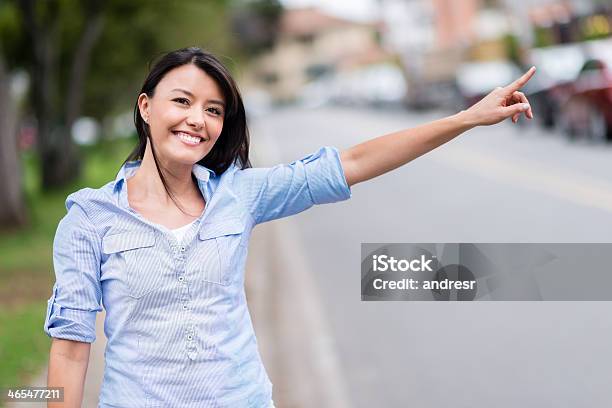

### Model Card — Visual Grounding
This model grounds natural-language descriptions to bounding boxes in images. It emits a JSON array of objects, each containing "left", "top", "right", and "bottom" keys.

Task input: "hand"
[{"left": 463, "top": 66, "right": 536, "bottom": 127}]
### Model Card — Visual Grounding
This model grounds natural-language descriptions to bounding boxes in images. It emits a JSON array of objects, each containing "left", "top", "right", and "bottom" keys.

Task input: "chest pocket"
[
  {"left": 197, "top": 217, "right": 246, "bottom": 286},
  {"left": 102, "top": 230, "right": 159, "bottom": 298}
]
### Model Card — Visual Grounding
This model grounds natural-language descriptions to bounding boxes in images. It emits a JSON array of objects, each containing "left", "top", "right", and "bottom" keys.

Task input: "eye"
[
  {"left": 206, "top": 107, "right": 223, "bottom": 116},
  {"left": 172, "top": 97, "right": 190, "bottom": 105}
]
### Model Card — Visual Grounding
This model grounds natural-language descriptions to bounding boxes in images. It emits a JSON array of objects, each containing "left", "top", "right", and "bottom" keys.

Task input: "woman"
[{"left": 44, "top": 47, "right": 535, "bottom": 407}]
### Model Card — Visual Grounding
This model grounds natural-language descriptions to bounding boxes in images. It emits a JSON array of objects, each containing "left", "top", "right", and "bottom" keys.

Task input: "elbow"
[{"left": 340, "top": 150, "right": 359, "bottom": 187}]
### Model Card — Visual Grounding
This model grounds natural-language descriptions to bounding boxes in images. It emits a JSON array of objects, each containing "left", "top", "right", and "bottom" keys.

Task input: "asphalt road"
[{"left": 249, "top": 104, "right": 612, "bottom": 408}]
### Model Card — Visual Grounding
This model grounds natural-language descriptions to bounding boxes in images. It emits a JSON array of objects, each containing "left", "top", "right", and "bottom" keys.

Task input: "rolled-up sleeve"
[
  {"left": 235, "top": 146, "right": 352, "bottom": 225},
  {"left": 44, "top": 202, "right": 103, "bottom": 343}
]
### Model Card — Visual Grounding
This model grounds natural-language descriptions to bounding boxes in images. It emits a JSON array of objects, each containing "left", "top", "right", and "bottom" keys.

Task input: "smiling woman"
[{"left": 43, "top": 46, "right": 536, "bottom": 408}]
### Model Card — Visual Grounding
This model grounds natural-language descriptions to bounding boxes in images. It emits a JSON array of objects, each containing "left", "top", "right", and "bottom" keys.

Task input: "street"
[{"left": 250, "top": 105, "right": 612, "bottom": 408}]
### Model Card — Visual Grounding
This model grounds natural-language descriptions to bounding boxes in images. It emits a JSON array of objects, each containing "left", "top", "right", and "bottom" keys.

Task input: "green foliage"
[
  {"left": 580, "top": 14, "right": 612, "bottom": 41},
  {"left": 503, "top": 33, "right": 521, "bottom": 65},
  {"left": 533, "top": 26, "right": 554, "bottom": 48},
  {"left": 0, "top": 1, "right": 28, "bottom": 68},
  {"left": 230, "top": 0, "right": 283, "bottom": 56}
]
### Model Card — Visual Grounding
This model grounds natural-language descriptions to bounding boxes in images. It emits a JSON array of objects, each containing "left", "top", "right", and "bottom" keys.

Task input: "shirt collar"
[{"left": 113, "top": 160, "right": 215, "bottom": 191}]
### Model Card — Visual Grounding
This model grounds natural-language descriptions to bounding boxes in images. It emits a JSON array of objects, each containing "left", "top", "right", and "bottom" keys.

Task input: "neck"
[{"left": 128, "top": 140, "right": 197, "bottom": 205}]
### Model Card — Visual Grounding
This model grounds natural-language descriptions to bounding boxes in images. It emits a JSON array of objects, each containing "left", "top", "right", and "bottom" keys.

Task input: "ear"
[{"left": 138, "top": 93, "right": 151, "bottom": 123}]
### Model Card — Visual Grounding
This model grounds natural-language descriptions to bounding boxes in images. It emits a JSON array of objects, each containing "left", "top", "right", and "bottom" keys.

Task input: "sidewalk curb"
[{"left": 246, "top": 220, "right": 352, "bottom": 408}]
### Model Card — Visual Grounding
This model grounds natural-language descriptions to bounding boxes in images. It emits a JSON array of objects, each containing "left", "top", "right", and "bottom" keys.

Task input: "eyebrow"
[{"left": 170, "top": 88, "right": 225, "bottom": 107}]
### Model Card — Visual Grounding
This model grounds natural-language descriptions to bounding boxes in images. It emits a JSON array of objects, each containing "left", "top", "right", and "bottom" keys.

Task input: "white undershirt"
[{"left": 170, "top": 219, "right": 198, "bottom": 243}]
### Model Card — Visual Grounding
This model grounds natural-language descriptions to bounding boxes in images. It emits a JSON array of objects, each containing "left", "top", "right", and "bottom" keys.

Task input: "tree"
[
  {"left": 0, "top": 47, "right": 26, "bottom": 227},
  {"left": 17, "top": 0, "right": 106, "bottom": 189}
]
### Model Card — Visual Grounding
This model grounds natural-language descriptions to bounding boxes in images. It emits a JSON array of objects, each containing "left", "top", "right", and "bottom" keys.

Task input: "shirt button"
[
  {"left": 187, "top": 335, "right": 193, "bottom": 340},
  {"left": 182, "top": 305, "right": 188, "bottom": 310},
  {"left": 180, "top": 246, "right": 186, "bottom": 252},
  {"left": 178, "top": 276, "right": 185, "bottom": 282}
]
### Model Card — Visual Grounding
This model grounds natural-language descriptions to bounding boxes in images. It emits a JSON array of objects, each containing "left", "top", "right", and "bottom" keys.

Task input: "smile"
[{"left": 172, "top": 131, "right": 205, "bottom": 146}]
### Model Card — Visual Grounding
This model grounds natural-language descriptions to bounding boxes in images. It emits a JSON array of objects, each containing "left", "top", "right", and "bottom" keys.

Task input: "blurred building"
[
  {"left": 245, "top": 7, "right": 391, "bottom": 102},
  {"left": 245, "top": 0, "right": 610, "bottom": 107},
  {"left": 380, "top": 0, "right": 496, "bottom": 108}
]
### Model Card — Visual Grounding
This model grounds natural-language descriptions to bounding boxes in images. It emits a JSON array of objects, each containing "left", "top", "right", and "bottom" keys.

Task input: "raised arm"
[{"left": 340, "top": 66, "right": 536, "bottom": 187}]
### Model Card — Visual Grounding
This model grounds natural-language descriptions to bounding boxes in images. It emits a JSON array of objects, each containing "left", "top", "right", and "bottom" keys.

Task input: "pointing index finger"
[{"left": 505, "top": 66, "right": 536, "bottom": 93}]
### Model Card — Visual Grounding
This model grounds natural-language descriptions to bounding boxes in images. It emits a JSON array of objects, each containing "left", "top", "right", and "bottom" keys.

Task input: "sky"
[{"left": 279, "top": 0, "right": 381, "bottom": 22}]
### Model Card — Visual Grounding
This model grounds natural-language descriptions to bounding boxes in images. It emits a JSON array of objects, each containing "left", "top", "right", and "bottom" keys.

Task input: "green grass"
[
  {"left": 0, "top": 136, "right": 136, "bottom": 392},
  {"left": 0, "top": 302, "right": 50, "bottom": 388}
]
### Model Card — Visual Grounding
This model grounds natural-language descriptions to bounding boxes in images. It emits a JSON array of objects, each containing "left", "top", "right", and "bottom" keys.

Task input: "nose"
[{"left": 186, "top": 108, "right": 205, "bottom": 129}]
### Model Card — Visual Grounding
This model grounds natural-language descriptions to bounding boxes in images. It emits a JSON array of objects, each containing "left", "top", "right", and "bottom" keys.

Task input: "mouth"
[{"left": 172, "top": 131, "right": 207, "bottom": 146}]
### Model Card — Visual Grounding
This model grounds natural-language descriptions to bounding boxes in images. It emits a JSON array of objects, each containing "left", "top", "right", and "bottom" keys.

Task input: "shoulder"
[
  {"left": 63, "top": 181, "right": 117, "bottom": 228},
  {"left": 66, "top": 181, "right": 114, "bottom": 210},
  {"left": 216, "top": 160, "right": 262, "bottom": 186}
]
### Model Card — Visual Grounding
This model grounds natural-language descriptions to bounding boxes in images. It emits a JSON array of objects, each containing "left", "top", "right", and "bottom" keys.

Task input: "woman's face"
[{"left": 138, "top": 63, "right": 226, "bottom": 166}]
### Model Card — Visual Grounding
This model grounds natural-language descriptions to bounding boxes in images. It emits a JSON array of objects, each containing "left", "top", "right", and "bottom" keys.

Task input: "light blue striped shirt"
[{"left": 43, "top": 146, "right": 351, "bottom": 407}]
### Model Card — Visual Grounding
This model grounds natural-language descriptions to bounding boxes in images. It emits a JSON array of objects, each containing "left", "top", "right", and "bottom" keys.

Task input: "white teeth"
[{"left": 174, "top": 131, "right": 202, "bottom": 144}]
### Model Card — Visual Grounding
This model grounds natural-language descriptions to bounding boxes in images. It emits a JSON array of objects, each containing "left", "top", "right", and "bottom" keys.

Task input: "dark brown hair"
[{"left": 125, "top": 46, "right": 251, "bottom": 214}]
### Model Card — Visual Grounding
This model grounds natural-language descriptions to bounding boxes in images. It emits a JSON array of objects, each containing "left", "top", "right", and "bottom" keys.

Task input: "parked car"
[
  {"left": 559, "top": 39, "right": 612, "bottom": 142},
  {"left": 299, "top": 63, "right": 407, "bottom": 108}
]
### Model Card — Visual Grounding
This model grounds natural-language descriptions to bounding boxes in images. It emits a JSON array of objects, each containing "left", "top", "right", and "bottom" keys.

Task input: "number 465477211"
[{"left": 2, "top": 387, "right": 64, "bottom": 402}]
